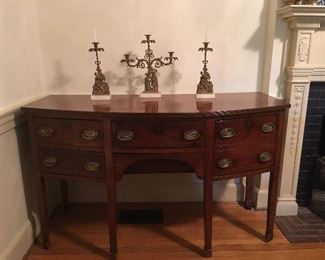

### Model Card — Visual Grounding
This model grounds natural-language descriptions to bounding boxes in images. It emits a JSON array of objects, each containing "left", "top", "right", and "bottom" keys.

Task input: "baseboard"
[
  {"left": 276, "top": 198, "right": 299, "bottom": 216},
  {"left": 118, "top": 182, "right": 241, "bottom": 202},
  {"left": 213, "top": 181, "right": 242, "bottom": 202},
  {"left": 253, "top": 189, "right": 299, "bottom": 215},
  {"left": 68, "top": 177, "right": 242, "bottom": 203},
  {"left": 253, "top": 187, "right": 269, "bottom": 210},
  {"left": 0, "top": 220, "right": 34, "bottom": 260}
]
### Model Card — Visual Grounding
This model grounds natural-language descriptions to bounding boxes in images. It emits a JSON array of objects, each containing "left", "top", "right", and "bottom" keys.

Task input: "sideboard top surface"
[{"left": 22, "top": 93, "right": 289, "bottom": 117}]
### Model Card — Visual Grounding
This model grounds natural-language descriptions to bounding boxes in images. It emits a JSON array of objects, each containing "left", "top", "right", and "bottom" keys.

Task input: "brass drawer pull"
[
  {"left": 38, "top": 126, "right": 54, "bottom": 137},
  {"left": 83, "top": 161, "right": 100, "bottom": 171},
  {"left": 217, "top": 158, "right": 233, "bottom": 169},
  {"left": 262, "top": 122, "right": 276, "bottom": 133},
  {"left": 220, "top": 128, "right": 236, "bottom": 139},
  {"left": 259, "top": 152, "right": 273, "bottom": 162},
  {"left": 183, "top": 130, "right": 201, "bottom": 141},
  {"left": 81, "top": 130, "right": 99, "bottom": 140},
  {"left": 117, "top": 130, "right": 134, "bottom": 142},
  {"left": 42, "top": 157, "right": 57, "bottom": 167}
]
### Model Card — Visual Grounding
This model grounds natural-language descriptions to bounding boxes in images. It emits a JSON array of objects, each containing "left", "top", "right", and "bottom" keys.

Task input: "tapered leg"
[
  {"left": 60, "top": 180, "right": 69, "bottom": 213},
  {"left": 104, "top": 119, "right": 118, "bottom": 255},
  {"left": 265, "top": 170, "right": 279, "bottom": 242},
  {"left": 107, "top": 175, "right": 117, "bottom": 254},
  {"left": 36, "top": 176, "right": 50, "bottom": 249},
  {"left": 203, "top": 119, "right": 214, "bottom": 257},
  {"left": 203, "top": 176, "right": 213, "bottom": 257},
  {"left": 244, "top": 175, "right": 254, "bottom": 210},
  {"left": 27, "top": 114, "right": 50, "bottom": 249},
  {"left": 265, "top": 110, "right": 285, "bottom": 241}
]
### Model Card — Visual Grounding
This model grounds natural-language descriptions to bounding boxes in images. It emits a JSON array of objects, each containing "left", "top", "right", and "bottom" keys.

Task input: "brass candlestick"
[
  {"left": 196, "top": 42, "right": 214, "bottom": 96},
  {"left": 121, "top": 34, "right": 178, "bottom": 96},
  {"left": 89, "top": 42, "right": 110, "bottom": 99}
]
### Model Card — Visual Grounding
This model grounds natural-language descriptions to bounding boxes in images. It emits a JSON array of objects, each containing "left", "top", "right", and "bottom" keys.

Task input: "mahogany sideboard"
[{"left": 22, "top": 93, "right": 290, "bottom": 257}]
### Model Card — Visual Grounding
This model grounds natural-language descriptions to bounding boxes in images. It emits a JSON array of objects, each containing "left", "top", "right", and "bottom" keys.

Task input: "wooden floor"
[{"left": 25, "top": 203, "right": 325, "bottom": 260}]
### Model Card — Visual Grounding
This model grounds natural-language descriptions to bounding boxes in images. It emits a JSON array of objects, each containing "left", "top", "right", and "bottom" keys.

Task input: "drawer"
[
  {"left": 215, "top": 114, "right": 278, "bottom": 145},
  {"left": 34, "top": 118, "right": 103, "bottom": 148},
  {"left": 112, "top": 120, "right": 205, "bottom": 148},
  {"left": 214, "top": 140, "right": 275, "bottom": 177},
  {"left": 37, "top": 147, "right": 105, "bottom": 179}
]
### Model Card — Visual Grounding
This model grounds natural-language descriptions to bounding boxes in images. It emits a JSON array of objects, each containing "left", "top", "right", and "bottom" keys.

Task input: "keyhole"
[
  {"left": 245, "top": 119, "right": 252, "bottom": 130},
  {"left": 154, "top": 124, "right": 163, "bottom": 134}
]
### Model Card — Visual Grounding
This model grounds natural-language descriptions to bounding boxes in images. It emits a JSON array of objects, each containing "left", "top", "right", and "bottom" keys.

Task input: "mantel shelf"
[{"left": 278, "top": 5, "right": 325, "bottom": 20}]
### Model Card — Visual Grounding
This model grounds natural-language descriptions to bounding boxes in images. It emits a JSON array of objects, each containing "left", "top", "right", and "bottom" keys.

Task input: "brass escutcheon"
[
  {"left": 262, "top": 122, "right": 276, "bottom": 133},
  {"left": 220, "top": 128, "right": 235, "bottom": 138},
  {"left": 83, "top": 161, "right": 100, "bottom": 171},
  {"left": 38, "top": 126, "right": 54, "bottom": 137},
  {"left": 259, "top": 152, "right": 272, "bottom": 162},
  {"left": 81, "top": 130, "right": 99, "bottom": 140},
  {"left": 183, "top": 130, "right": 201, "bottom": 141},
  {"left": 42, "top": 157, "right": 57, "bottom": 167},
  {"left": 217, "top": 158, "right": 233, "bottom": 169},
  {"left": 117, "top": 130, "right": 134, "bottom": 142}
]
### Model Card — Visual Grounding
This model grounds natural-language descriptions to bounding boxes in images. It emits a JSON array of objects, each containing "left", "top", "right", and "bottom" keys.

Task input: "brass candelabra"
[{"left": 121, "top": 34, "right": 178, "bottom": 96}]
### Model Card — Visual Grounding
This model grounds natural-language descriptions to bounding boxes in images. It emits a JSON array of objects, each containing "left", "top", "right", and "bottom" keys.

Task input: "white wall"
[
  {"left": 0, "top": 1, "right": 56, "bottom": 259},
  {"left": 0, "top": 2, "right": 4, "bottom": 111},
  {"left": 0, "top": 117, "right": 59, "bottom": 260},
  {"left": 37, "top": 0, "right": 268, "bottom": 95},
  {"left": 0, "top": 121, "right": 33, "bottom": 260},
  {"left": 268, "top": 15, "right": 289, "bottom": 99},
  {"left": 1, "top": 0, "right": 45, "bottom": 112}
]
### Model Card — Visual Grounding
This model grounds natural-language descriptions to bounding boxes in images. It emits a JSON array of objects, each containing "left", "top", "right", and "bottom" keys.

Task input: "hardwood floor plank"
[{"left": 25, "top": 203, "right": 325, "bottom": 260}]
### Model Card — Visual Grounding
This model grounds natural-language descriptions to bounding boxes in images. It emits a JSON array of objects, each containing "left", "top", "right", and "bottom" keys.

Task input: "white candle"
[
  {"left": 93, "top": 27, "right": 97, "bottom": 42},
  {"left": 205, "top": 27, "right": 210, "bottom": 42}
]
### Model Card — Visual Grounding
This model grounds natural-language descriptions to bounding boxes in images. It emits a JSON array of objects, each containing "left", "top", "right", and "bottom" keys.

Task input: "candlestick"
[
  {"left": 88, "top": 41, "right": 111, "bottom": 100},
  {"left": 196, "top": 41, "right": 214, "bottom": 99}
]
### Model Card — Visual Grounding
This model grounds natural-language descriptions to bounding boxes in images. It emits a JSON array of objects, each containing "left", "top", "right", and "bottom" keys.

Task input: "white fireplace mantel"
[{"left": 276, "top": 5, "right": 325, "bottom": 216}]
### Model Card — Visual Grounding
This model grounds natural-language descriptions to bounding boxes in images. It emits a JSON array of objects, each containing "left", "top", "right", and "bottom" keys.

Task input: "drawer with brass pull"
[
  {"left": 38, "top": 147, "right": 105, "bottom": 179},
  {"left": 215, "top": 114, "right": 278, "bottom": 145},
  {"left": 34, "top": 117, "right": 103, "bottom": 148},
  {"left": 112, "top": 120, "right": 205, "bottom": 148},
  {"left": 214, "top": 142, "right": 275, "bottom": 177}
]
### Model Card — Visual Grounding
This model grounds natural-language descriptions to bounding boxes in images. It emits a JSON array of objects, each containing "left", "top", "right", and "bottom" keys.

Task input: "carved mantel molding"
[
  {"left": 276, "top": 5, "right": 325, "bottom": 216},
  {"left": 279, "top": 5, "right": 325, "bottom": 21}
]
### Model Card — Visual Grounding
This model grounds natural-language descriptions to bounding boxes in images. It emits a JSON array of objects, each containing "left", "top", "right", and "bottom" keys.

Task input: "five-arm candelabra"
[{"left": 121, "top": 34, "right": 178, "bottom": 98}]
